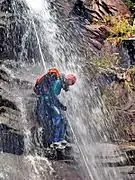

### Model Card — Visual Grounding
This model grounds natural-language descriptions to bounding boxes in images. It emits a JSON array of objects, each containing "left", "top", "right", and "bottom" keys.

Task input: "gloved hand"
[{"left": 60, "top": 104, "right": 67, "bottom": 111}]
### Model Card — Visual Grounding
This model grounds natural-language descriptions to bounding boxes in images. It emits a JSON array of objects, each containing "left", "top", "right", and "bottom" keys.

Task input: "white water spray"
[
  {"left": 25, "top": 0, "right": 45, "bottom": 12},
  {"left": 24, "top": 1, "right": 93, "bottom": 178},
  {"left": 22, "top": 0, "right": 123, "bottom": 179},
  {"left": 31, "top": 19, "right": 47, "bottom": 71}
]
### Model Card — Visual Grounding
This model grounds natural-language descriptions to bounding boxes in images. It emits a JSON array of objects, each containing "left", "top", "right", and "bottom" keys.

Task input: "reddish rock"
[{"left": 87, "top": 0, "right": 131, "bottom": 19}]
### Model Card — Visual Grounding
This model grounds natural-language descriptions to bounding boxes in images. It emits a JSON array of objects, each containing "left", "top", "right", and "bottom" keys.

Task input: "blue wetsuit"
[{"left": 34, "top": 73, "right": 67, "bottom": 145}]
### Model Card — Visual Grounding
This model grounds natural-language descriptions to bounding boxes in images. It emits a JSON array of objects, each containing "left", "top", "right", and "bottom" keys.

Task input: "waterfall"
[
  {"left": 23, "top": 0, "right": 123, "bottom": 179},
  {"left": 0, "top": 0, "right": 126, "bottom": 179}
]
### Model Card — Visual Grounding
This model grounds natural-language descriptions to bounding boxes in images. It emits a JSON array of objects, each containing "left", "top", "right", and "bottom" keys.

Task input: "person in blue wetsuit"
[{"left": 34, "top": 68, "right": 76, "bottom": 147}]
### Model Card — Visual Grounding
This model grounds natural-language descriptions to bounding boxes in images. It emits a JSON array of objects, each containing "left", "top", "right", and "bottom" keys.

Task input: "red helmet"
[{"left": 64, "top": 74, "right": 76, "bottom": 85}]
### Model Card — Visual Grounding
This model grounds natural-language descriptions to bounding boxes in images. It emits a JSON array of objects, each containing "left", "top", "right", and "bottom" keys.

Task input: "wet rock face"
[
  {"left": 0, "top": 123, "right": 24, "bottom": 155},
  {"left": 121, "top": 39, "right": 135, "bottom": 67},
  {"left": 0, "top": 61, "right": 37, "bottom": 156},
  {"left": 54, "top": 0, "right": 131, "bottom": 55},
  {"left": 0, "top": 66, "right": 24, "bottom": 155},
  {"left": 90, "top": 0, "right": 130, "bottom": 17},
  {"left": 101, "top": 66, "right": 135, "bottom": 141},
  {"left": 0, "top": 0, "right": 39, "bottom": 61}
]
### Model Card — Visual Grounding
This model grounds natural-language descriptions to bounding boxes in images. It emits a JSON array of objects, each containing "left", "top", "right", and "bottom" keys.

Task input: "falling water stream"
[
  {"left": 23, "top": 0, "right": 124, "bottom": 179},
  {"left": 0, "top": 0, "right": 129, "bottom": 179}
]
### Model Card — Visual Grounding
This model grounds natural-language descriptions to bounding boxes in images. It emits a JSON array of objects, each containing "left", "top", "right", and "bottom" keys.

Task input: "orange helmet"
[
  {"left": 35, "top": 67, "right": 60, "bottom": 84},
  {"left": 47, "top": 67, "right": 60, "bottom": 77}
]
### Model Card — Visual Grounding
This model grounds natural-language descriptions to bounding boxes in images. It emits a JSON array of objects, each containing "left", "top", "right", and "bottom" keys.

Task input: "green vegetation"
[
  {"left": 94, "top": 15, "right": 135, "bottom": 43},
  {"left": 92, "top": 53, "right": 120, "bottom": 68},
  {"left": 125, "top": 0, "right": 135, "bottom": 8},
  {"left": 103, "top": 15, "right": 135, "bottom": 43},
  {"left": 92, "top": 55, "right": 111, "bottom": 68},
  {"left": 128, "top": 66, "right": 135, "bottom": 73}
]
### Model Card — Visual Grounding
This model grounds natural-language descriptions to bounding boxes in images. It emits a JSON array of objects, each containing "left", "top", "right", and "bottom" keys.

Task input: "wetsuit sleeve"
[
  {"left": 52, "top": 79, "right": 65, "bottom": 108},
  {"left": 52, "top": 79, "right": 61, "bottom": 95}
]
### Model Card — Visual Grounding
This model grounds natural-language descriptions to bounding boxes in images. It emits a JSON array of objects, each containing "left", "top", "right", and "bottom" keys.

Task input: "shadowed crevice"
[
  {"left": 0, "top": 95, "right": 19, "bottom": 111},
  {"left": 0, "top": 123, "right": 24, "bottom": 155}
]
